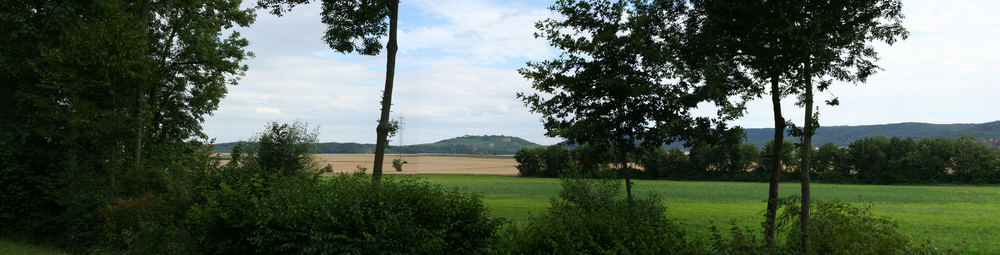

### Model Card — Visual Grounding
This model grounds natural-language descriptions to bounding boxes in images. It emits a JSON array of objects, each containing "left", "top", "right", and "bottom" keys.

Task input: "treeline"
[
  {"left": 516, "top": 136, "right": 1000, "bottom": 185},
  {"left": 740, "top": 121, "right": 1000, "bottom": 149},
  {"left": 214, "top": 135, "right": 540, "bottom": 154}
]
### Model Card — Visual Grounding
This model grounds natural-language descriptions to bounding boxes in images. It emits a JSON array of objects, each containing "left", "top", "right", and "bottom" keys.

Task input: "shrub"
[
  {"left": 187, "top": 122, "right": 321, "bottom": 254},
  {"left": 97, "top": 194, "right": 196, "bottom": 255},
  {"left": 392, "top": 158, "right": 404, "bottom": 172},
  {"left": 777, "top": 198, "right": 962, "bottom": 255},
  {"left": 250, "top": 174, "right": 500, "bottom": 254},
  {"left": 249, "top": 121, "right": 320, "bottom": 177},
  {"left": 507, "top": 178, "right": 692, "bottom": 254}
]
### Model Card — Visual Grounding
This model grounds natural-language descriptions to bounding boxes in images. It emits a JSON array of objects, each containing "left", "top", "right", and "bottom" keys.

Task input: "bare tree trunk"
[
  {"left": 132, "top": 0, "right": 151, "bottom": 172},
  {"left": 372, "top": 0, "right": 398, "bottom": 182},
  {"left": 764, "top": 76, "right": 784, "bottom": 250},
  {"left": 799, "top": 60, "right": 814, "bottom": 254},
  {"left": 620, "top": 147, "right": 632, "bottom": 202}
]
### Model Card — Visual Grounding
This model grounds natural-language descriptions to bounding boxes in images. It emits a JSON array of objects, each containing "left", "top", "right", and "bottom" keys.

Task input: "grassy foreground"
[
  {"left": 411, "top": 174, "right": 999, "bottom": 254},
  {"left": 0, "top": 240, "right": 63, "bottom": 255},
  {"left": 5, "top": 174, "right": 995, "bottom": 254}
]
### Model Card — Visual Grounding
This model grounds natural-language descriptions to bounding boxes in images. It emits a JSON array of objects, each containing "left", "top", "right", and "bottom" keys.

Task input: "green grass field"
[
  {"left": 411, "top": 174, "right": 1000, "bottom": 254},
  {"left": 6, "top": 174, "right": 996, "bottom": 254}
]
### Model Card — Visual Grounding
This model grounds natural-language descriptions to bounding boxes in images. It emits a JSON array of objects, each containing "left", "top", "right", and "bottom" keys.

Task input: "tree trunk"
[
  {"left": 621, "top": 147, "right": 632, "bottom": 202},
  {"left": 371, "top": 0, "right": 398, "bottom": 182},
  {"left": 110, "top": 144, "right": 118, "bottom": 204},
  {"left": 764, "top": 76, "right": 784, "bottom": 250},
  {"left": 132, "top": 0, "right": 151, "bottom": 172},
  {"left": 799, "top": 60, "right": 814, "bottom": 254}
]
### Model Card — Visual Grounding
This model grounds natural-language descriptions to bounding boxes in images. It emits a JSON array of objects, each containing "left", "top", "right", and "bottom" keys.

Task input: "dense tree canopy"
[{"left": 0, "top": 0, "right": 254, "bottom": 245}]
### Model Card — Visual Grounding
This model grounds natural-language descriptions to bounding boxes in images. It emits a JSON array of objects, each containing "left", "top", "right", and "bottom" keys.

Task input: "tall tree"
[
  {"left": 685, "top": 0, "right": 799, "bottom": 249},
  {"left": 520, "top": 0, "right": 743, "bottom": 201},
  {"left": 781, "top": 0, "right": 908, "bottom": 252},
  {"left": 140, "top": 0, "right": 254, "bottom": 167},
  {"left": 259, "top": 0, "right": 398, "bottom": 182},
  {"left": 0, "top": 0, "right": 254, "bottom": 237}
]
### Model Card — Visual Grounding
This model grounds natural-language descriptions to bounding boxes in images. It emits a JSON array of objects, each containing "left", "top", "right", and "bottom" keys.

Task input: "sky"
[{"left": 203, "top": 0, "right": 1000, "bottom": 145}]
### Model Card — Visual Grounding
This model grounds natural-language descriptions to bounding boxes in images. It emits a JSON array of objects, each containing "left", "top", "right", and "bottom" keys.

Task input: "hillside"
[
  {"left": 741, "top": 121, "right": 1000, "bottom": 148},
  {"left": 214, "top": 135, "right": 542, "bottom": 154}
]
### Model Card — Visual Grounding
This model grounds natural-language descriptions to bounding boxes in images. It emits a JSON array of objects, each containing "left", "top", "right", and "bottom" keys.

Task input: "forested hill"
[
  {"left": 742, "top": 121, "right": 1000, "bottom": 148},
  {"left": 213, "top": 135, "right": 542, "bottom": 154}
]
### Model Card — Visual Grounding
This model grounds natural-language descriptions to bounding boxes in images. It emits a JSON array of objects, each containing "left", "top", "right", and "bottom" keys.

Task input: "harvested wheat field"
[{"left": 315, "top": 154, "right": 518, "bottom": 176}]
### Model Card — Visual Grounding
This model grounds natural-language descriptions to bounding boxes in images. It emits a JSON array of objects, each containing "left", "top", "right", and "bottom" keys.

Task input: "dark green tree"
[
  {"left": 0, "top": 0, "right": 254, "bottom": 243},
  {"left": 519, "top": 0, "right": 737, "bottom": 201},
  {"left": 683, "top": 1, "right": 799, "bottom": 247},
  {"left": 781, "top": 1, "right": 908, "bottom": 251},
  {"left": 259, "top": 0, "right": 398, "bottom": 182}
]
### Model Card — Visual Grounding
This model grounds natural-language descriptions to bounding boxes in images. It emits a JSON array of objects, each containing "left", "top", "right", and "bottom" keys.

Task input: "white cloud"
[
  {"left": 255, "top": 107, "right": 282, "bottom": 115},
  {"left": 401, "top": 0, "right": 556, "bottom": 63},
  {"left": 206, "top": 0, "right": 999, "bottom": 146}
]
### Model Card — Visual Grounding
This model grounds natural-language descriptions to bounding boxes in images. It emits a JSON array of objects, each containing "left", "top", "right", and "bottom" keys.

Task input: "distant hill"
[
  {"left": 213, "top": 135, "right": 542, "bottom": 154},
  {"left": 741, "top": 121, "right": 1000, "bottom": 148}
]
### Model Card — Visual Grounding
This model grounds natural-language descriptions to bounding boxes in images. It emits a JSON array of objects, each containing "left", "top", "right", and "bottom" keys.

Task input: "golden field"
[{"left": 314, "top": 154, "right": 518, "bottom": 176}]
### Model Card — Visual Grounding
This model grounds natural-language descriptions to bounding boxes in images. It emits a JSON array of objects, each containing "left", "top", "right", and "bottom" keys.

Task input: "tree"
[
  {"left": 0, "top": 0, "right": 255, "bottom": 241},
  {"left": 781, "top": 1, "right": 908, "bottom": 252},
  {"left": 259, "top": 0, "right": 398, "bottom": 182},
  {"left": 683, "top": 1, "right": 798, "bottom": 247},
  {"left": 520, "top": 0, "right": 739, "bottom": 201}
]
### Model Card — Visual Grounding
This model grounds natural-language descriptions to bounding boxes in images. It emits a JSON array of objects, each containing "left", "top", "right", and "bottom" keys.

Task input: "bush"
[
  {"left": 249, "top": 121, "right": 320, "bottom": 177},
  {"left": 251, "top": 174, "right": 500, "bottom": 254},
  {"left": 187, "top": 122, "right": 321, "bottom": 254},
  {"left": 707, "top": 199, "right": 964, "bottom": 255},
  {"left": 777, "top": 198, "right": 961, "bottom": 255},
  {"left": 507, "top": 178, "right": 692, "bottom": 254},
  {"left": 392, "top": 158, "right": 404, "bottom": 172}
]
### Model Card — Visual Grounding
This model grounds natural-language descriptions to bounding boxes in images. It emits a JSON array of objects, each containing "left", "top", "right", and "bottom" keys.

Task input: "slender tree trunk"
[
  {"left": 372, "top": 0, "right": 398, "bottom": 182},
  {"left": 621, "top": 147, "right": 632, "bottom": 202},
  {"left": 764, "top": 76, "right": 784, "bottom": 250},
  {"left": 799, "top": 60, "right": 814, "bottom": 254},
  {"left": 110, "top": 144, "right": 118, "bottom": 204},
  {"left": 132, "top": 0, "right": 151, "bottom": 171}
]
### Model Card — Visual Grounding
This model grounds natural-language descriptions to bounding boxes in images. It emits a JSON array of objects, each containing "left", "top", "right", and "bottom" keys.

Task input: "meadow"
[
  {"left": 7, "top": 154, "right": 998, "bottom": 254},
  {"left": 410, "top": 174, "right": 1000, "bottom": 254}
]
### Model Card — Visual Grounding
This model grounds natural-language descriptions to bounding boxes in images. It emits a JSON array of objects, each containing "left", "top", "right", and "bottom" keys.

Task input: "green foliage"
[
  {"left": 506, "top": 178, "right": 692, "bottom": 254},
  {"left": 517, "top": 136, "right": 1000, "bottom": 184},
  {"left": 188, "top": 121, "right": 319, "bottom": 254},
  {"left": 639, "top": 147, "right": 695, "bottom": 180},
  {"left": 252, "top": 175, "right": 500, "bottom": 254},
  {"left": 250, "top": 121, "right": 320, "bottom": 177},
  {"left": 811, "top": 143, "right": 852, "bottom": 183},
  {"left": 689, "top": 142, "right": 761, "bottom": 181},
  {"left": 392, "top": 158, "right": 404, "bottom": 172},
  {"left": 518, "top": 0, "right": 742, "bottom": 184},
  {"left": 514, "top": 147, "right": 542, "bottom": 177},
  {"left": 776, "top": 198, "right": 961, "bottom": 255},
  {"left": 515, "top": 145, "right": 607, "bottom": 178},
  {"left": 0, "top": 0, "right": 253, "bottom": 250}
]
